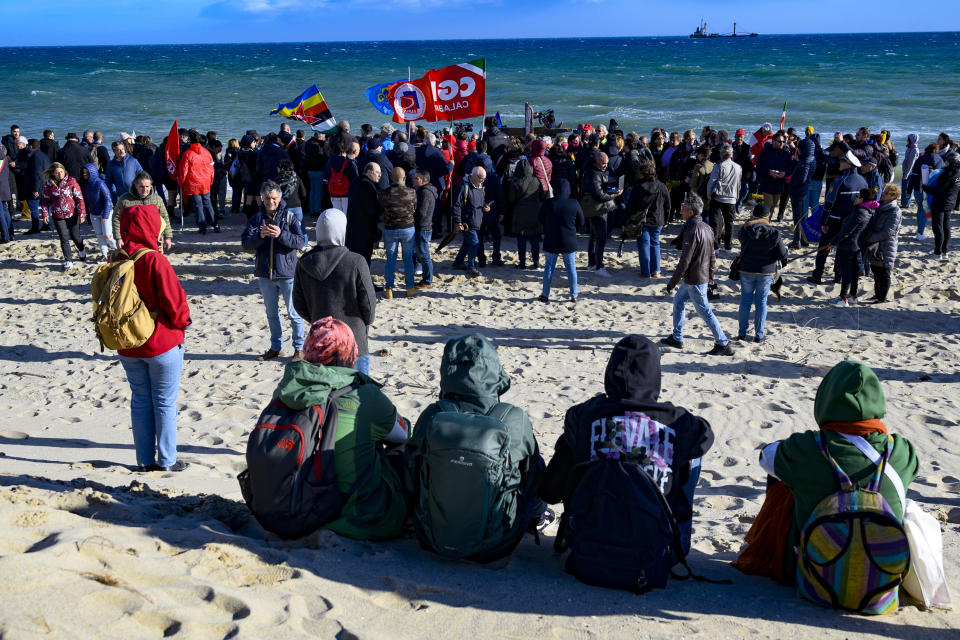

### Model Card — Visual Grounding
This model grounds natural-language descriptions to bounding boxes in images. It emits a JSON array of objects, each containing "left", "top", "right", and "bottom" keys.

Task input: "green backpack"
[{"left": 411, "top": 401, "right": 523, "bottom": 562}]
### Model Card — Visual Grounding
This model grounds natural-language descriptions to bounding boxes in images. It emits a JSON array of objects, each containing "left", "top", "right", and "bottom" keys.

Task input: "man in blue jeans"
[
  {"left": 241, "top": 180, "right": 308, "bottom": 361},
  {"left": 660, "top": 194, "right": 733, "bottom": 356},
  {"left": 452, "top": 166, "right": 489, "bottom": 277},
  {"left": 413, "top": 170, "right": 437, "bottom": 288}
]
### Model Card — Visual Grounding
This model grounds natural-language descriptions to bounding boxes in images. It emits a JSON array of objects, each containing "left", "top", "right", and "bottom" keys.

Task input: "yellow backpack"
[{"left": 90, "top": 249, "right": 158, "bottom": 351}]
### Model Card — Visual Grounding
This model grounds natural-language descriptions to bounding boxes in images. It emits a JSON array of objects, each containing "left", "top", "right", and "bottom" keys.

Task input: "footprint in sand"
[
  {"left": 551, "top": 627, "right": 596, "bottom": 640},
  {"left": 0, "top": 431, "right": 29, "bottom": 440}
]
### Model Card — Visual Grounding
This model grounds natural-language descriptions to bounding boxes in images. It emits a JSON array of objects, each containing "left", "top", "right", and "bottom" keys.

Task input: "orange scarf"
[{"left": 820, "top": 419, "right": 888, "bottom": 436}]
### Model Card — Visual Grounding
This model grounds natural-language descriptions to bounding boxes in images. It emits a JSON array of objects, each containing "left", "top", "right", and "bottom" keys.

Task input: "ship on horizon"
[{"left": 690, "top": 20, "right": 758, "bottom": 38}]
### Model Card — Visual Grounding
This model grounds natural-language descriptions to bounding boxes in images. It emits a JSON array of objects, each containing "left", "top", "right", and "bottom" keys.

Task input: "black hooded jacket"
[
  {"left": 624, "top": 178, "right": 671, "bottom": 228},
  {"left": 539, "top": 179, "right": 584, "bottom": 254},
  {"left": 539, "top": 335, "right": 714, "bottom": 529},
  {"left": 737, "top": 217, "right": 788, "bottom": 275},
  {"left": 292, "top": 245, "right": 376, "bottom": 356}
]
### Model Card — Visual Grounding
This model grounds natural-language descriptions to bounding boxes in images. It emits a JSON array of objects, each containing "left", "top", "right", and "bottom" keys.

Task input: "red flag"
[
  {"left": 427, "top": 59, "right": 486, "bottom": 121},
  {"left": 387, "top": 58, "right": 486, "bottom": 124},
  {"left": 388, "top": 77, "right": 435, "bottom": 124},
  {"left": 165, "top": 120, "right": 179, "bottom": 181}
]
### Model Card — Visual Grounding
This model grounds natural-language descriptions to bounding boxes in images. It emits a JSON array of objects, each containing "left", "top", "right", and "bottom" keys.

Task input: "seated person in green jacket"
[
  {"left": 406, "top": 334, "right": 548, "bottom": 563},
  {"left": 271, "top": 316, "right": 410, "bottom": 540},
  {"left": 734, "top": 360, "right": 918, "bottom": 589}
]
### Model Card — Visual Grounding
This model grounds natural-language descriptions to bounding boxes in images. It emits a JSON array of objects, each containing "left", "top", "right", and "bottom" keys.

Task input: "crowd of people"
[{"left": 2, "top": 112, "right": 948, "bottom": 614}]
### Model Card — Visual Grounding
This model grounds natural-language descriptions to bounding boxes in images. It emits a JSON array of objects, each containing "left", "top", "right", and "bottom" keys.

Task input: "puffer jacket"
[
  {"left": 706, "top": 158, "right": 742, "bottom": 204},
  {"left": 788, "top": 136, "right": 816, "bottom": 196},
  {"left": 901, "top": 134, "right": 919, "bottom": 177},
  {"left": 829, "top": 201, "right": 877, "bottom": 253},
  {"left": 755, "top": 143, "right": 793, "bottom": 194},
  {"left": 862, "top": 200, "right": 901, "bottom": 270},
  {"left": 241, "top": 201, "right": 308, "bottom": 279},
  {"left": 40, "top": 175, "right": 85, "bottom": 221},
  {"left": 105, "top": 154, "right": 143, "bottom": 200},
  {"left": 922, "top": 164, "right": 960, "bottom": 214},
  {"left": 737, "top": 217, "right": 788, "bottom": 275},
  {"left": 581, "top": 157, "right": 614, "bottom": 218},
  {"left": 176, "top": 143, "right": 214, "bottom": 196},
  {"left": 506, "top": 159, "right": 543, "bottom": 235},
  {"left": 379, "top": 183, "right": 416, "bottom": 229},
  {"left": 529, "top": 139, "right": 552, "bottom": 193},
  {"left": 80, "top": 162, "right": 113, "bottom": 219},
  {"left": 667, "top": 214, "right": 715, "bottom": 289}
]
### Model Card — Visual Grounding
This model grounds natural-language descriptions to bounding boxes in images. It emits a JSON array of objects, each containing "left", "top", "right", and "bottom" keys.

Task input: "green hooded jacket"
[
  {"left": 772, "top": 361, "right": 918, "bottom": 578},
  {"left": 406, "top": 334, "right": 543, "bottom": 524},
  {"left": 272, "top": 361, "right": 409, "bottom": 540}
]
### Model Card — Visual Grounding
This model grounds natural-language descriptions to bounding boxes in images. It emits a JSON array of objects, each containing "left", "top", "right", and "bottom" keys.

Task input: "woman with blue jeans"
[
  {"left": 115, "top": 204, "right": 191, "bottom": 472},
  {"left": 538, "top": 178, "right": 583, "bottom": 301},
  {"left": 379, "top": 167, "right": 418, "bottom": 299},
  {"left": 736, "top": 203, "right": 788, "bottom": 343},
  {"left": 623, "top": 162, "right": 670, "bottom": 277}
]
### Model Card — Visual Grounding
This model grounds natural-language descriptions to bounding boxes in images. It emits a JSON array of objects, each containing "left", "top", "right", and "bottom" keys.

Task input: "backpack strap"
[
  {"left": 836, "top": 433, "right": 904, "bottom": 506},
  {"left": 813, "top": 432, "right": 855, "bottom": 492},
  {"left": 485, "top": 402, "right": 513, "bottom": 424}
]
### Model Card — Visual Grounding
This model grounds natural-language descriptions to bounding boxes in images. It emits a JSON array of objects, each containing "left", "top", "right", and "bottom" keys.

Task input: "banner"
[
  {"left": 270, "top": 85, "right": 337, "bottom": 132},
  {"left": 365, "top": 79, "right": 404, "bottom": 115},
  {"left": 165, "top": 120, "right": 179, "bottom": 181},
  {"left": 386, "top": 58, "right": 486, "bottom": 124}
]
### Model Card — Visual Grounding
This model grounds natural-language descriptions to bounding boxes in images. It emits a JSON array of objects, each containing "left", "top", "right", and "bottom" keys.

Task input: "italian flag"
[{"left": 780, "top": 102, "right": 787, "bottom": 131}]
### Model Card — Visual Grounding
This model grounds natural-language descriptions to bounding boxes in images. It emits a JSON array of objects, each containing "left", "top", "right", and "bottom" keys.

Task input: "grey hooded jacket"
[{"left": 706, "top": 158, "right": 742, "bottom": 205}]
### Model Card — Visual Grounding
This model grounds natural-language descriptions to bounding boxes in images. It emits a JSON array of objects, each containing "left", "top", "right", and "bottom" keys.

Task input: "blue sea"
[{"left": 2, "top": 33, "right": 958, "bottom": 144}]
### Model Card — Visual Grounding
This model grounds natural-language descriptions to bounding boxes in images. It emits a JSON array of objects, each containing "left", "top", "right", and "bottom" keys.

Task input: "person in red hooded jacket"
[
  {"left": 176, "top": 129, "right": 218, "bottom": 234},
  {"left": 116, "top": 204, "right": 191, "bottom": 472}
]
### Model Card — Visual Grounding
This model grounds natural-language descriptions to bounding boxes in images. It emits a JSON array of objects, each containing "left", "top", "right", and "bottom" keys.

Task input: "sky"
[{"left": 2, "top": 0, "right": 958, "bottom": 46}]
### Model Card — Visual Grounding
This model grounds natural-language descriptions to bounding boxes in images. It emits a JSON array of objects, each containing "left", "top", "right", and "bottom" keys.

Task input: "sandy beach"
[{"left": 0, "top": 212, "right": 958, "bottom": 639}]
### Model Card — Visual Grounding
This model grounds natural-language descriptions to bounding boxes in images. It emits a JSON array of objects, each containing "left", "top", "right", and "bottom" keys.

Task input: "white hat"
[{"left": 844, "top": 150, "right": 862, "bottom": 168}]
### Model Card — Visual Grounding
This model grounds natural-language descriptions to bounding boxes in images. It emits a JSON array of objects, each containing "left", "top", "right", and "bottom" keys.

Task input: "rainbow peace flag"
[{"left": 270, "top": 85, "right": 337, "bottom": 131}]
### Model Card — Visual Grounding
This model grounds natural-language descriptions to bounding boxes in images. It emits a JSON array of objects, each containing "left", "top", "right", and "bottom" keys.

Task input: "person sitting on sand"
[
  {"left": 269, "top": 316, "right": 411, "bottom": 539},
  {"left": 733, "top": 361, "right": 918, "bottom": 610},
  {"left": 406, "top": 334, "right": 548, "bottom": 563},
  {"left": 539, "top": 334, "right": 715, "bottom": 556}
]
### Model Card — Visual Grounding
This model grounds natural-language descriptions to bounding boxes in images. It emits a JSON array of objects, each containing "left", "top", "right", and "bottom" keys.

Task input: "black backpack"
[
  {"left": 237, "top": 383, "right": 357, "bottom": 539},
  {"left": 555, "top": 458, "right": 730, "bottom": 593}
]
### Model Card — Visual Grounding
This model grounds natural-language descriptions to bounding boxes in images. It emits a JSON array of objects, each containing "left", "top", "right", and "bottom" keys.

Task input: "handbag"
[
  {"left": 728, "top": 256, "right": 742, "bottom": 281},
  {"left": 838, "top": 433, "right": 952, "bottom": 610}
]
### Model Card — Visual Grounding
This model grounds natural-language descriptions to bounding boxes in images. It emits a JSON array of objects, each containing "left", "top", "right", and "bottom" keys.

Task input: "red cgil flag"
[
  {"left": 387, "top": 58, "right": 486, "bottom": 124},
  {"left": 165, "top": 120, "right": 180, "bottom": 181}
]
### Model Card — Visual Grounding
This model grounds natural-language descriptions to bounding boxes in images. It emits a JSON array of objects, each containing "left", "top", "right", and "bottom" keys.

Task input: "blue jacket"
[
  {"left": 105, "top": 155, "right": 143, "bottom": 201},
  {"left": 415, "top": 144, "right": 453, "bottom": 193},
  {"left": 255, "top": 142, "right": 290, "bottom": 183},
  {"left": 789, "top": 136, "right": 816, "bottom": 196},
  {"left": 823, "top": 169, "right": 869, "bottom": 224},
  {"left": 80, "top": 162, "right": 113, "bottom": 218},
  {"left": 241, "top": 201, "right": 307, "bottom": 280}
]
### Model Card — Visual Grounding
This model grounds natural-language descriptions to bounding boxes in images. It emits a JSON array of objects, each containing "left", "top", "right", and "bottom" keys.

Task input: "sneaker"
[
  {"left": 383, "top": 288, "right": 393, "bottom": 299},
  {"left": 78, "top": 250, "right": 87, "bottom": 262},
  {"left": 290, "top": 350, "right": 304, "bottom": 362},
  {"left": 848, "top": 296, "right": 858, "bottom": 305},
  {"left": 466, "top": 269, "right": 482, "bottom": 278},
  {"left": 831, "top": 297, "right": 849, "bottom": 307},
  {"left": 528, "top": 507, "right": 556, "bottom": 534},
  {"left": 537, "top": 295, "right": 550, "bottom": 303},
  {"left": 734, "top": 334, "right": 747, "bottom": 341},
  {"left": 595, "top": 267, "right": 612, "bottom": 278},
  {"left": 213, "top": 225, "right": 221, "bottom": 233},
  {"left": 754, "top": 336, "right": 766, "bottom": 344},
  {"left": 62, "top": 261, "right": 73, "bottom": 271},
  {"left": 940, "top": 254, "right": 948, "bottom": 262},
  {"left": 415, "top": 266, "right": 423, "bottom": 276},
  {"left": 659, "top": 335, "right": 684, "bottom": 349},
  {"left": 258, "top": 349, "right": 283, "bottom": 361},
  {"left": 917, "top": 233, "right": 928, "bottom": 241},
  {"left": 405, "top": 289, "right": 418, "bottom": 298},
  {"left": 157, "top": 460, "right": 188, "bottom": 472},
  {"left": 707, "top": 342, "right": 735, "bottom": 356}
]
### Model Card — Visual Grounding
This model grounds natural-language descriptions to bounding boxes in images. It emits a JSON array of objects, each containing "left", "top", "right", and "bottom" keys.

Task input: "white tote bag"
[{"left": 838, "top": 433, "right": 952, "bottom": 609}]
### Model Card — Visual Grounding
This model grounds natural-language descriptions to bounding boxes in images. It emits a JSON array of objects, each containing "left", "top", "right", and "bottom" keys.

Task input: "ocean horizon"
[{"left": 3, "top": 32, "right": 958, "bottom": 145}]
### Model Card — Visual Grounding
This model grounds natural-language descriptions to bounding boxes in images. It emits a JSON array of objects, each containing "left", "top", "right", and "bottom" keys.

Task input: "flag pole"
[{"left": 480, "top": 59, "right": 486, "bottom": 141}]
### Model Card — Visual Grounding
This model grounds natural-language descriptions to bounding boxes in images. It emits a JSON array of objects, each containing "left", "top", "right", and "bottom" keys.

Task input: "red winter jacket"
[
  {"left": 529, "top": 139, "right": 553, "bottom": 192},
  {"left": 116, "top": 205, "right": 191, "bottom": 358},
  {"left": 175, "top": 143, "right": 214, "bottom": 196}
]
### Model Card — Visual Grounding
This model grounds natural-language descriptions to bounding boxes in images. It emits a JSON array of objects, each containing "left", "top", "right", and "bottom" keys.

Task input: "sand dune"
[{"left": 0, "top": 210, "right": 957, "bottom": 638}]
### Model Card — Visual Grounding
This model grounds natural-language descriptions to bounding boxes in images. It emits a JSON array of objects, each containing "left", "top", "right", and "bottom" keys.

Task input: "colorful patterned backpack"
[{"left": 797, "top": 433, "right": 910, "bottom": 614}]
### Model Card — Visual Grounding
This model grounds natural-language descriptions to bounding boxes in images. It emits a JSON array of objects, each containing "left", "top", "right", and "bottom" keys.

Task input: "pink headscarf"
[{"left": 302, "top": 317, "right": 358, "bottom": 367}]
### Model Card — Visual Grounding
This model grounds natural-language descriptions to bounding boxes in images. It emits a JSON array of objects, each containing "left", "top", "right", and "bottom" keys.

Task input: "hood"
[
  {"left": 515, "top": 158, "right": 533, "bottom": 180},
  {"left": 300, "top": 244, "right": 349, "bottom": 281},
  {"left": 119, "top": 204, "right": 162, "bottom": 253},
  {"left": 418, "top": 183, "right": 438, "bottom": 199},
  {"left": 438, "top": 335, "right": 509, "bottom": 413},
  {"left": 876, "top": 200, "right": 900, "bottom": 216},
  {"left": 907, "top": 133, "right": 918, "bottom": 147},
  {"left": 603, "top": 141, "right": 619, "bottom": 157},
  {"left": 272, "top": 360, "right": 367, "bottom": 411},
  {"left": 555, "top": 178, "right": 572, "bottom": 199},
  {"left": 187, "top": 142, "right": 205, "bottom": 157},
  {"left": 811, "top": 133, "right": 822, "bottom": 149},
  {"left": 603, "top": 335, "right": 662, "bottom": 402},
  {"left": 531, "top": 139, "right": 547, "bottom": 157},
  {"left": 81, "top": 162, "right": 102, "bottom": 186},
  {"left": 315, "top": 208, "right": 346, "bottom": 246},
  {"left": 636, "top": 179, "right": 659, "bottom": 195},
  {"left": 814, "top": 360, "right": 885, "bottom": 426},
  {"left": 454, "top": 140, "right": 468, "bottom": 154}
]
